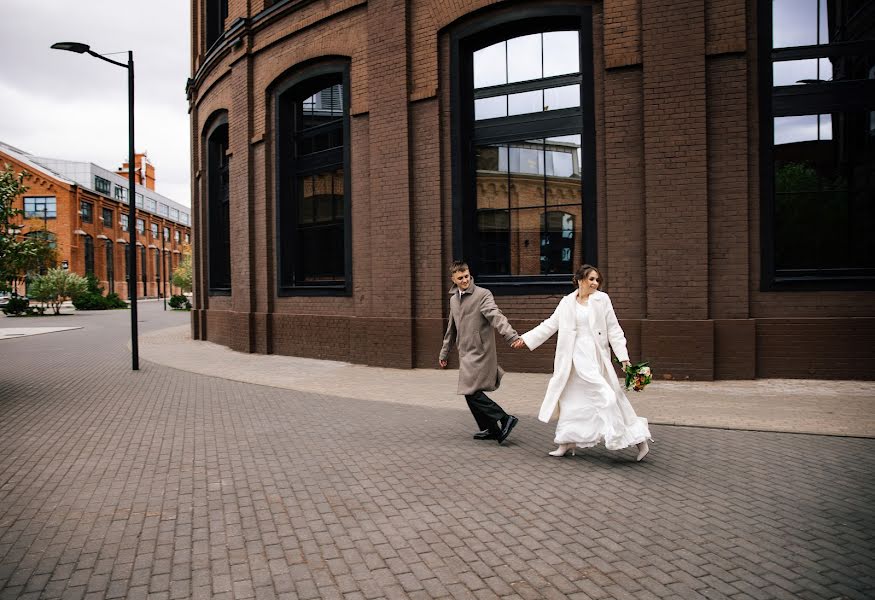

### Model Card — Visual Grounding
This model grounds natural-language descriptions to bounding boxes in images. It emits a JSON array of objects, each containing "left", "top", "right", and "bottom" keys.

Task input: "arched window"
[
  {"left": 205, "top": 0, "right": 228, "bottom": 51},
  {"left": 452, "top": 6, "right": 595, "bottom": 291},
  {"left": 139, "top": 245, "right": 147, "bottom": 293},
  {"left": 205, "top": 113, "right": 232, "bottom": 294},
  {"left": 83, "top": 235, "right": 94, "bottom": 276},
  {"left": 760, "top": 0, "right": 875, "bottom": 288},
  {"left": 275, "top": 61, "right": 351, "bottom": 294},
  {"left": 105, "top": 240, "right": 114, "bottom": 293}
]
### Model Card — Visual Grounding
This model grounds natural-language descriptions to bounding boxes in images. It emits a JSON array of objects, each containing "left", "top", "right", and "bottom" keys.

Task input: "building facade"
[
  {"left": 188, "top": 0, "right": 875, "bottom": 379},
  {"left": 1, "top": 141, "right": 192, "bottom": 300}
]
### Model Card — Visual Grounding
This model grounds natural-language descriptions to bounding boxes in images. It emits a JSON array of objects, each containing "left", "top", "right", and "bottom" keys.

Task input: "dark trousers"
[{"left": 464, "top": 390, "right": 508, "bottom": 433}]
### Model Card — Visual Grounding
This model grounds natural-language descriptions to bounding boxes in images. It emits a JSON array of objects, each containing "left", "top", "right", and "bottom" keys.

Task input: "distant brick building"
[
  {"left": 188, "top": 0, "right": 874, "bottom": 379},
  {"left": 1, "top": 141, "right": 192, "bottom": 300}
]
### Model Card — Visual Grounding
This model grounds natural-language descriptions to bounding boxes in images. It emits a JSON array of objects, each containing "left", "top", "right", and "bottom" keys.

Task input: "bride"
[{"left": 512, "top": 265, "right": 651, "bottom": 460}]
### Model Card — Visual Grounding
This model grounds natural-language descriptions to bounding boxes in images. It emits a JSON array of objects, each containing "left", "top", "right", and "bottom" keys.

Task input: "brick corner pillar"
[
  {"left": 364, "top": 0, "right": 415, "bottom": 368},
  {"left": 642, "top": 0, "right": 712, "bottom": 379},
  {"left": 228, "top": 49, "right": 256, "bottom": 354}
]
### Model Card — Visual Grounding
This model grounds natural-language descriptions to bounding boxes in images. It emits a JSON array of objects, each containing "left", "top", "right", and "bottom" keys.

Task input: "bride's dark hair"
[{"left": 572, "top": 264, "right": 602, "bottom": 287}]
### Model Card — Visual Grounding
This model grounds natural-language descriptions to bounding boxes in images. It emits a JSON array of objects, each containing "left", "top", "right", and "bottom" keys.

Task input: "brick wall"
[{"left": 187, "top": 0, "right": 875, "bottom": 380}]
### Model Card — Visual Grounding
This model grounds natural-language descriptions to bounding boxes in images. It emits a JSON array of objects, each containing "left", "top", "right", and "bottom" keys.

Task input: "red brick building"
[
  {"left": 1, "top": 141, "right": 192, "bottom": 301},
  {"left": 188, "top": 0, "right": 875, "bottom": 379}
]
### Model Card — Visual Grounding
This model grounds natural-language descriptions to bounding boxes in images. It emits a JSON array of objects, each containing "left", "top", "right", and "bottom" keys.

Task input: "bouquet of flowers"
[{"left": 621, "top": 361, "right": 652, "bottom": 392}]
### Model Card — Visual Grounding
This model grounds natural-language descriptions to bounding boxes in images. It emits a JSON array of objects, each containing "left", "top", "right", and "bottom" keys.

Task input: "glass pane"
[
  {"left": 301, "top": 84, "right": 343, "bottom": 130},
  {"left": 511, "top": 208, "right": 543, "bottom": 275},
  {"left": 509, "top": 141, "right": 544, "bottom": 176},
  {"left": 509, "top": 140, "right": 544, "bottom": 209},
  {"left": 507, "top": 33, "right": 542, "bottom": 83},
  {"left": 540, "top": 210, "right": 579, "bottom": 274},
  {"left": 508, "top": 90, "right": 543, "bottom": 116},
  {"left": 544, "top": 84, "right": 580, "bottom": 111},
  {"left": 545, "top": 134, "right": 582, "bottom": 207},
  {"left": 477, "top": 210, "right": 510, "bottom": 275},
  {"left": 818, "top": 0, "right": 828, "bottom": 44},
  {"left": 474, "top": 41, "right": 507, "bottom": 88},
  {"left": 543, "top": 31, "right": 579, "bottom": 77},
  {"left": 475, "top": 96, "right": 507, "bottom": 120},
  {"left": 774, "top": 114, "right": 832, "bottom": 144},
  {"left": 476, "top": 145, "right": 508, "bottom": 210},
  {"left": 773, "top": 59, "right": 819, "bottom": 85},
  {"left": 296, "top": 167, "right": 345, "bottom": 282},
  {"left": 773, "top": 111, "right": 875, "bottom": 271},
  {"left": 773, "top": 0, "right": 819, "bottom": 48}
]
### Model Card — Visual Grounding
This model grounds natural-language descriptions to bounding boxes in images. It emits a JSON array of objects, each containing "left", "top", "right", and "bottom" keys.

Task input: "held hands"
[
  {"left": 439, "top": 359, "right": 448, "bottom": 368},
  {"left": 511, "top": 339, "right": 527, "bottom": 350},
  {"left": 621, "top": 360, "right": 631, "bottom": 370}
]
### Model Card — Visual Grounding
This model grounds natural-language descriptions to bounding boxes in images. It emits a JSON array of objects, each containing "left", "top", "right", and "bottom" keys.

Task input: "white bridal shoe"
[
  {"left": 548, "top": 444, "right": 576, "bottom": 457},
  {"left": 636, "top": 441, "right": 650, "bottom": 461}
]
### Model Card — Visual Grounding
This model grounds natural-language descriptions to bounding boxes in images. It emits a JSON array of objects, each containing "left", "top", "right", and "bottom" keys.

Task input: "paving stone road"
[{"left": 1, "top": 303, "right": 873, "bottom": 600}]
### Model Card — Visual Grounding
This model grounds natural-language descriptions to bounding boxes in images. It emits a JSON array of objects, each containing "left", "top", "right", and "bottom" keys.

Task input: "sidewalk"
[{"left": 141, "top": 324, "right": 875, "bottom": 438}]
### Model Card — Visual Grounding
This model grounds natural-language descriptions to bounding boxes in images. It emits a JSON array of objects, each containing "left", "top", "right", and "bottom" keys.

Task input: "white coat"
[{"left": 521, "top": 290, "right": 630, "bottom": 423}]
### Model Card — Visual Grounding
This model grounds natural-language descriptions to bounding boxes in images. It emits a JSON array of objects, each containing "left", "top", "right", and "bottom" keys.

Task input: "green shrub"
[
  {"left": 168, "top": 294, "right": 191, "bottom": 310},
  {"left": 2, "top": 296, "right": 29, "bottom": 316},
  {"left": 70, "top": 275, "right": 127, "bottom": 310},
  {"left": 72, "top": 291, "right": 127, "bottom": 310},
  {"left": 28, "top": 268, "right": 88, "bottom": 314}
]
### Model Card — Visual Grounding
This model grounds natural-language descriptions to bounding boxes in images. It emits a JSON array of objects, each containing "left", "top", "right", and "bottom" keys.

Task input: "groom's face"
[{"left": 452, "top": 269, "right": 471, "bottom": 291}]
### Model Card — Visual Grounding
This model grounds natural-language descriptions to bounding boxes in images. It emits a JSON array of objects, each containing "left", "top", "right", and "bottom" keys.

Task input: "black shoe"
[
  {"left": 473, "top": 429, "right": 495, "bottom": 440},
  {"left": 496, "top": 415, "right": 519, "bottom": 444}
]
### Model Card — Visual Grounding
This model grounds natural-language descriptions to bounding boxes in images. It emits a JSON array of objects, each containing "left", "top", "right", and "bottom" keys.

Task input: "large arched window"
[
  {"left": 105, "top": 240, "right": 114, "bottom": 293},
  {"left": 205, "top": 113, "right": 232, "bottom": 294},
  {"left": 205, "top": 0, "right": 228, "bottom": 51},
  {"left": 759, "top": 0, "right": 875, "bottom": 289},
  {"left": 139, "top": 245, "right": 147, "bottom": 293},
  {"left": 452, "top": 6, "right": 595, "bottom": 292},
  {"left": 275, "top": 60, "right": 351, "bottom": 294},
  {"left": 83, "top": 235, "right": 94, "bottom": 276}
]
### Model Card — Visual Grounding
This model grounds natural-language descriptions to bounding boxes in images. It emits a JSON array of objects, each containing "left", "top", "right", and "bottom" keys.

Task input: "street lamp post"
[{"left": 51, "top": 42, "right": 139, "bottom": 371}]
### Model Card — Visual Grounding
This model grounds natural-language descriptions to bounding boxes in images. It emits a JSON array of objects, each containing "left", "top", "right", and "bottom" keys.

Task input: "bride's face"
[{"left": 577, "top": 270, "right": 600, "bottom": 296}]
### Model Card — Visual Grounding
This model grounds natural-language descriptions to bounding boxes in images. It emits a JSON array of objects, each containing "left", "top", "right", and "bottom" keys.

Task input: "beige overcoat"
[
  {"left": 521, "top": 290, "right": 630, "bottom": 422},
  {"left": 440, "top": 281, "right": 520, "bottom": 395}
]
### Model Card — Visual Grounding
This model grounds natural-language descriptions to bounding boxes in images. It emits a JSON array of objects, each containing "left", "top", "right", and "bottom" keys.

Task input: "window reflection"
[
  {"left": 773, "top": 112, "right": 875, "bottom": 270},
  {"left": 773, "top": 59, "right": 833, "bottom": 86},
  {"left": 774, "top": 114, "right": 832, "bottom": 145},
  {"left": 474, "top": 31, "right": 580, "bottom": 89},
  {"left": 475, "top": 135, "right": 582, "bottom": 275},
  {"left": 507, "top": 34, "right": 542, "bottom": 83},
  {"left": 297, "top": 169, "right": 345, "bottom": 281}
]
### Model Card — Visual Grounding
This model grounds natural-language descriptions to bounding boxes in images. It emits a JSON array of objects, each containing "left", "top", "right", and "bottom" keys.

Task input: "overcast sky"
[{"left": 0, "top": 0, "right": 191, "bottom": 206}]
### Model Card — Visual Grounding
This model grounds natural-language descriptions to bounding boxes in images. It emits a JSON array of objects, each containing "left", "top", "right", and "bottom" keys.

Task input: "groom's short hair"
[{"left": 449, "top": 260, "right": 469, "bottom": 276}]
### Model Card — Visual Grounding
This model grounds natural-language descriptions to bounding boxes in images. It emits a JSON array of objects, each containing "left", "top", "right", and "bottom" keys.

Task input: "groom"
[{"left": 439, "top": 261, "right": 520, "bottom": 444}]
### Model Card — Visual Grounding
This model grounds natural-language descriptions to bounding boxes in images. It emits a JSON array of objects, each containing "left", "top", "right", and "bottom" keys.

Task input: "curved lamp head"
[{"left": 51, "top": 42, "right": 91, "bottom": 53}]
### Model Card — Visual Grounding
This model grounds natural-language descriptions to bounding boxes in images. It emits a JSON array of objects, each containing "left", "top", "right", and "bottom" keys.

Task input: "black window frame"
[
  {"left": 274, "top": 59, "right": 352, "bottom": 296},
  {"left": 23, "top": 196, "right": 57, "bottom": 219},
  {"left": 105, "top": 240, "right": 114, "bottom": 293},
  {"left": 451, "top": 5, "right": 597, "bottom": 295},
  {"left": 102, "top": 207, "right": 113, "bottom": 228},
  {"left": 80, "top": 201, "right": 93, "bottom": 224},
  {"left": 758, "top": 0, "right": 875, "bottom": 290},
  {"left": 94, "top": 176, "right": 111, "bottom": 195},
  {"left": 83, "top": 234, "right": 94, "bottom": 276},
  {"left": 205, "top": 113, "right": 232, "bottom": 295},
  {"left": 205, "top": 0, "right": 229, "bottom": 52}
]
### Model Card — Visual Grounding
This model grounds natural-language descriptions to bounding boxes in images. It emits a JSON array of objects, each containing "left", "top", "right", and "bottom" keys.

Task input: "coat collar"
[
  {"left": 448, "top": 279, "right": 477, "bottom": 296},
  {"left": 562, "top": 289, "right": 605, "bottom": 306}
]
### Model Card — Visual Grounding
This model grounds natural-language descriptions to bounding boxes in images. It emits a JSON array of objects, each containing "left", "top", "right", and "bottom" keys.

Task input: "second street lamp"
[{"left": 51, "top": 41, "right": 139, "bottom": 371}]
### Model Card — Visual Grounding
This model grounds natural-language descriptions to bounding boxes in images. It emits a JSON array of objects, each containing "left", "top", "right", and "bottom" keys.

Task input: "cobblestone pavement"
[{"left": 1, "top": 304, "right": 874, "bottom": 600}]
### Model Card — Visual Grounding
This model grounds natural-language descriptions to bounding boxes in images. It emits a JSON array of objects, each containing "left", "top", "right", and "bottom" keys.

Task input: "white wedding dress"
[{"left": 553, "top": 303, "right": 651, "bottom": 450}]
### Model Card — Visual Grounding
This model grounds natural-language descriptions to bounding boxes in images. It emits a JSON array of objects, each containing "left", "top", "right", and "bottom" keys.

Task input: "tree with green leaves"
[
  {"left": 171, "top": 252, "right": 192, "bottom": 293},
  {"left": 28, "top": 268, "right": 88, "bottom": 315},
  {"left": 0, "top": 165, "right": 57, "bottom": 292}
]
